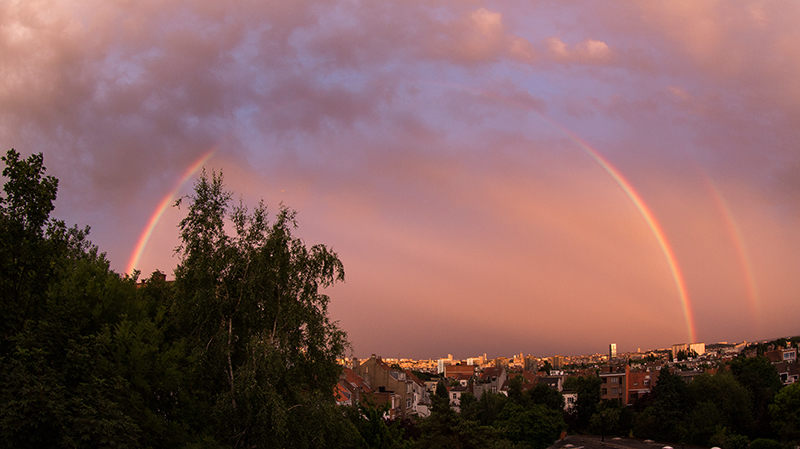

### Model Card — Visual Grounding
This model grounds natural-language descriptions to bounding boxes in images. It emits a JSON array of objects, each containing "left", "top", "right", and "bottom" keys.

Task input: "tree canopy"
[{"left": 0, "top": 150, "right": 354, "bottom": 448}]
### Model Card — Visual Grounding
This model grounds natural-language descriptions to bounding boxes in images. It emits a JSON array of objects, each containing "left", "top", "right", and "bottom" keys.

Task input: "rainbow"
[
  {"left": 125, "top": 148, "right": 216, "bottom": 276},
  {"left": 702, "top": 175, "right": 760, "bottom": 332},
  {"left": 450, "top": 85, "right": 697, "bottom": 342},
  {"left": 541, "top": 120, "right": 697, "bottom": 343}
]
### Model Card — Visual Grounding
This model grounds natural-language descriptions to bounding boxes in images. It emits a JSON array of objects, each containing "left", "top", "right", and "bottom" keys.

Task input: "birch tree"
[{"left": 173, "top": 170, "right": 352, "bottom": 447}]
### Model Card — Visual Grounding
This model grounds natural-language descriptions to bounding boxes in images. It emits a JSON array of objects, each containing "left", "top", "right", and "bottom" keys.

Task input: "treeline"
[
  {"left": 0, "top": 150, "right": 355, "bottom": 448},
  {"left": 562, "top": 360, "right": 799, "bottom": 449}
]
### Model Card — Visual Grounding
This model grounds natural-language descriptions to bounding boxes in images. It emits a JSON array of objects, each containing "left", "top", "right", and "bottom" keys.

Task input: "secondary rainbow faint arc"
[
  {"left": 441, "top": 85, "right": 698, "bottom": 342},
  {"left": 702, "top": 176, "right": 761, "bottom": 332},
  {"left": 125, "top": 148, "right": 216, "bottom": 275}
]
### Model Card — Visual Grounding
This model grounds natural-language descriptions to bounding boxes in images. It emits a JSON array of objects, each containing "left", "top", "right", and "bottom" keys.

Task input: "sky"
[{"left": 2, "top": 0, "right": 799, "bottom": 360}]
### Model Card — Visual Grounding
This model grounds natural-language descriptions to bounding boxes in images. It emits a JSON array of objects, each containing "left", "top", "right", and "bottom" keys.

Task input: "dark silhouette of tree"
[
  {"left": 729, "top": 355, "right": 782, "bottom": 438},
  {"left": 529, "top": 382, "right": 565, "bottom": 411},
  {"left": 769, "top": 381, "right": 800, "bottom": 443},
  {"left": 172, "top": 170, "right": 351, "bottom": 447}
]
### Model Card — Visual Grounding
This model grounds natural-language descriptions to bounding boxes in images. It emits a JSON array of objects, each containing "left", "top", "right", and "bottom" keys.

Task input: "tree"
[
  {"left": 0, "top": 150, "right": 175, "bottom": 447},
  {"left": 459, "top": 392, "right": 480, "bottom": 422},
  {"left": 649, "top": 368, "right": 689, "bottom": 442},
  {"left": 506, "top": 375, "right": 528, "bottom": 406},
  {"left": 565, "top": 375, "right": 601, "bottom": 432},
  {"left": 769, "top": 381, "right": 800, "bottom": 443},
  {"left": 435, "top": 380, "right": 450, "bottom": 402},
  {"left": 0, "top": 149, "right": 61, "bottom": 345},
  {"left": 171, "top": 170, "right": 350, "bottom": 447},
  {"left": 494, "top": 402, "right": 565, "bottom": 449},
  {"left": 474, "top": 392, "right": 508, "bottom": 427},
  {"left": 529, "top": 382, "right": 564, "bottom": 411},
  {"left": 729, "top": 355, "right": 782, "bottom": 437},
  {"left": 589, "top": 400, "right": 631, "bottom": 438},
  {"left": 345, "top": 400, "right": 407, "bottom": 448},
  {"left": 414, "top": 395, "right": 503, "bottom": 449},
  {"left": 684, "top": 373, "right": 754, "bottom": 444}
]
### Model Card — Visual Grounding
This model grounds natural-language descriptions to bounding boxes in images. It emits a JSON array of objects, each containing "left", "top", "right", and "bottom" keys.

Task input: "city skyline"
[{"left": 2, "top": 2, "right": 799, "bottom": 359}]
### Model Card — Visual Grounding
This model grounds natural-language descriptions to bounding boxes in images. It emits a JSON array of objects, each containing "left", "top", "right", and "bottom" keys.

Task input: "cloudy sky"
[{"left": 2, "top": 0, "right": 799, "bottom": 359}]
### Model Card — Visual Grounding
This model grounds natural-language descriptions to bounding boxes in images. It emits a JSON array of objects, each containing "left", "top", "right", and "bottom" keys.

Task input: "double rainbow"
[{"left": 126, "top": 85, "right": 702, "bottom": 344}]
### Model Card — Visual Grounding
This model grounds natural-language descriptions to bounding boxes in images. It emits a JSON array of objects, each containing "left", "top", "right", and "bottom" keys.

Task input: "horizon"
[{"left": 346, "top": 334, "right": 790, "bottom": 362}]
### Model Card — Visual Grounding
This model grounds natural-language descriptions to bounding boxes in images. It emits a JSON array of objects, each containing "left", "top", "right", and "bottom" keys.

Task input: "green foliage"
[
  {"left": 708, "top": 427, "right": 750, "bottom": 449},
  {"left": 528, "top": 382, "right": 564, "bottom": 411},
  {"left": 411, "top": 370, "right": 434, "bottom": 382},
  {"left": 0, "top": 151, "right": 356, "bottom": 448},
  {"left": 750, "top": 438, "right": 783, "bottom": 449},
  {"left": 345, "top": 400, "right": 407, "bottom": 448},
  {"left": 632, "top": 367, "right": 784, "bottom": 446},
  {"left": 769, "top": 382, "right": 800, "bottom": 443},
  {"left": 435, "top": 380, "right": 450, "bottom": 401},
  {"left": 649, "top": 368, "right": 689, "bottom": 442},
  {"left": 172, "top": 170, "right": 349, "bottom": 447},
  {"left": 566, "top": 375, "right": 601, "bottom": 432},
  {"left": 684, "top": 372, "right": 754, "bottom": 444},
  {"left": 474, "top": 392, "right": 508, "bottom": 426},
  {"left": 729, "top": 356, "right": 783, "bottom": 437},
  {"left": 589, "top": 400, "right": 632, "bottom": 438},
  {"left": 459, "top": 392, "right": 479, "bottom": 421},
  {"left": 493, "top": 402, "right": 565, "bottom": 449},
  {"left": 0, "top": 149, "right": 189, "bottom": 447},
  {"left": 506, "top": 375, "right": 527, "bottom": 405},
  {"left": 414, "top": 395, "right": 504, "bottom": 449}
]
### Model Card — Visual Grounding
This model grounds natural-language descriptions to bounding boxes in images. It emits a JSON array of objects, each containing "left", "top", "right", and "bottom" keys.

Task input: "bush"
[{"left": 750, "top": 438, "right": 782, "bottom": 449}]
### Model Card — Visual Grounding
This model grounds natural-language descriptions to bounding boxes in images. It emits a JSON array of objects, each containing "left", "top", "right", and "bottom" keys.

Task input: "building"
[
  {"left": 447, "top": 385, "right": 468, "bottom": 410},
  {"left": 404, "top": 369, "right": 431, "bottom": 417},
  {"left": 338, "top": 367, "right": 373, "bottom": 406},
  {"left": 524, "top": 356, "right": 538, "bottom": 372},
  {"left": 599, "top": 365, "right": 627, "bottom": 403},
  {"left": 562, "top": 390, "right": 577, "bottom": 411},
  {"left": 552, "top": 355, "right": 564, "bottom": 370},
  {"left": 775, "top": 361, "right": 800, "bottom": 385},
  {"left": 609, "top": 343, "right": 617, "bottom": 360},
  {"left": 766, "top": 348, "right": 797, "bottom": 363},
  {"left": 626, "top": 368, "right": 654, "bottom": 404},
  {"left": 437, "top": 355, "right": 455, "bottom": 374},
  {"left": 672, "top": 342, "right": 706, "bottom": 359},
  {"left": 444, "top": 364, "right": 475, "bottom": 379},
  {"left": 354, "top": 355, "right": 414, "bottom": 418},
  {"left": 474, "top": 366, "right": 507, "bottom": 399}
]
